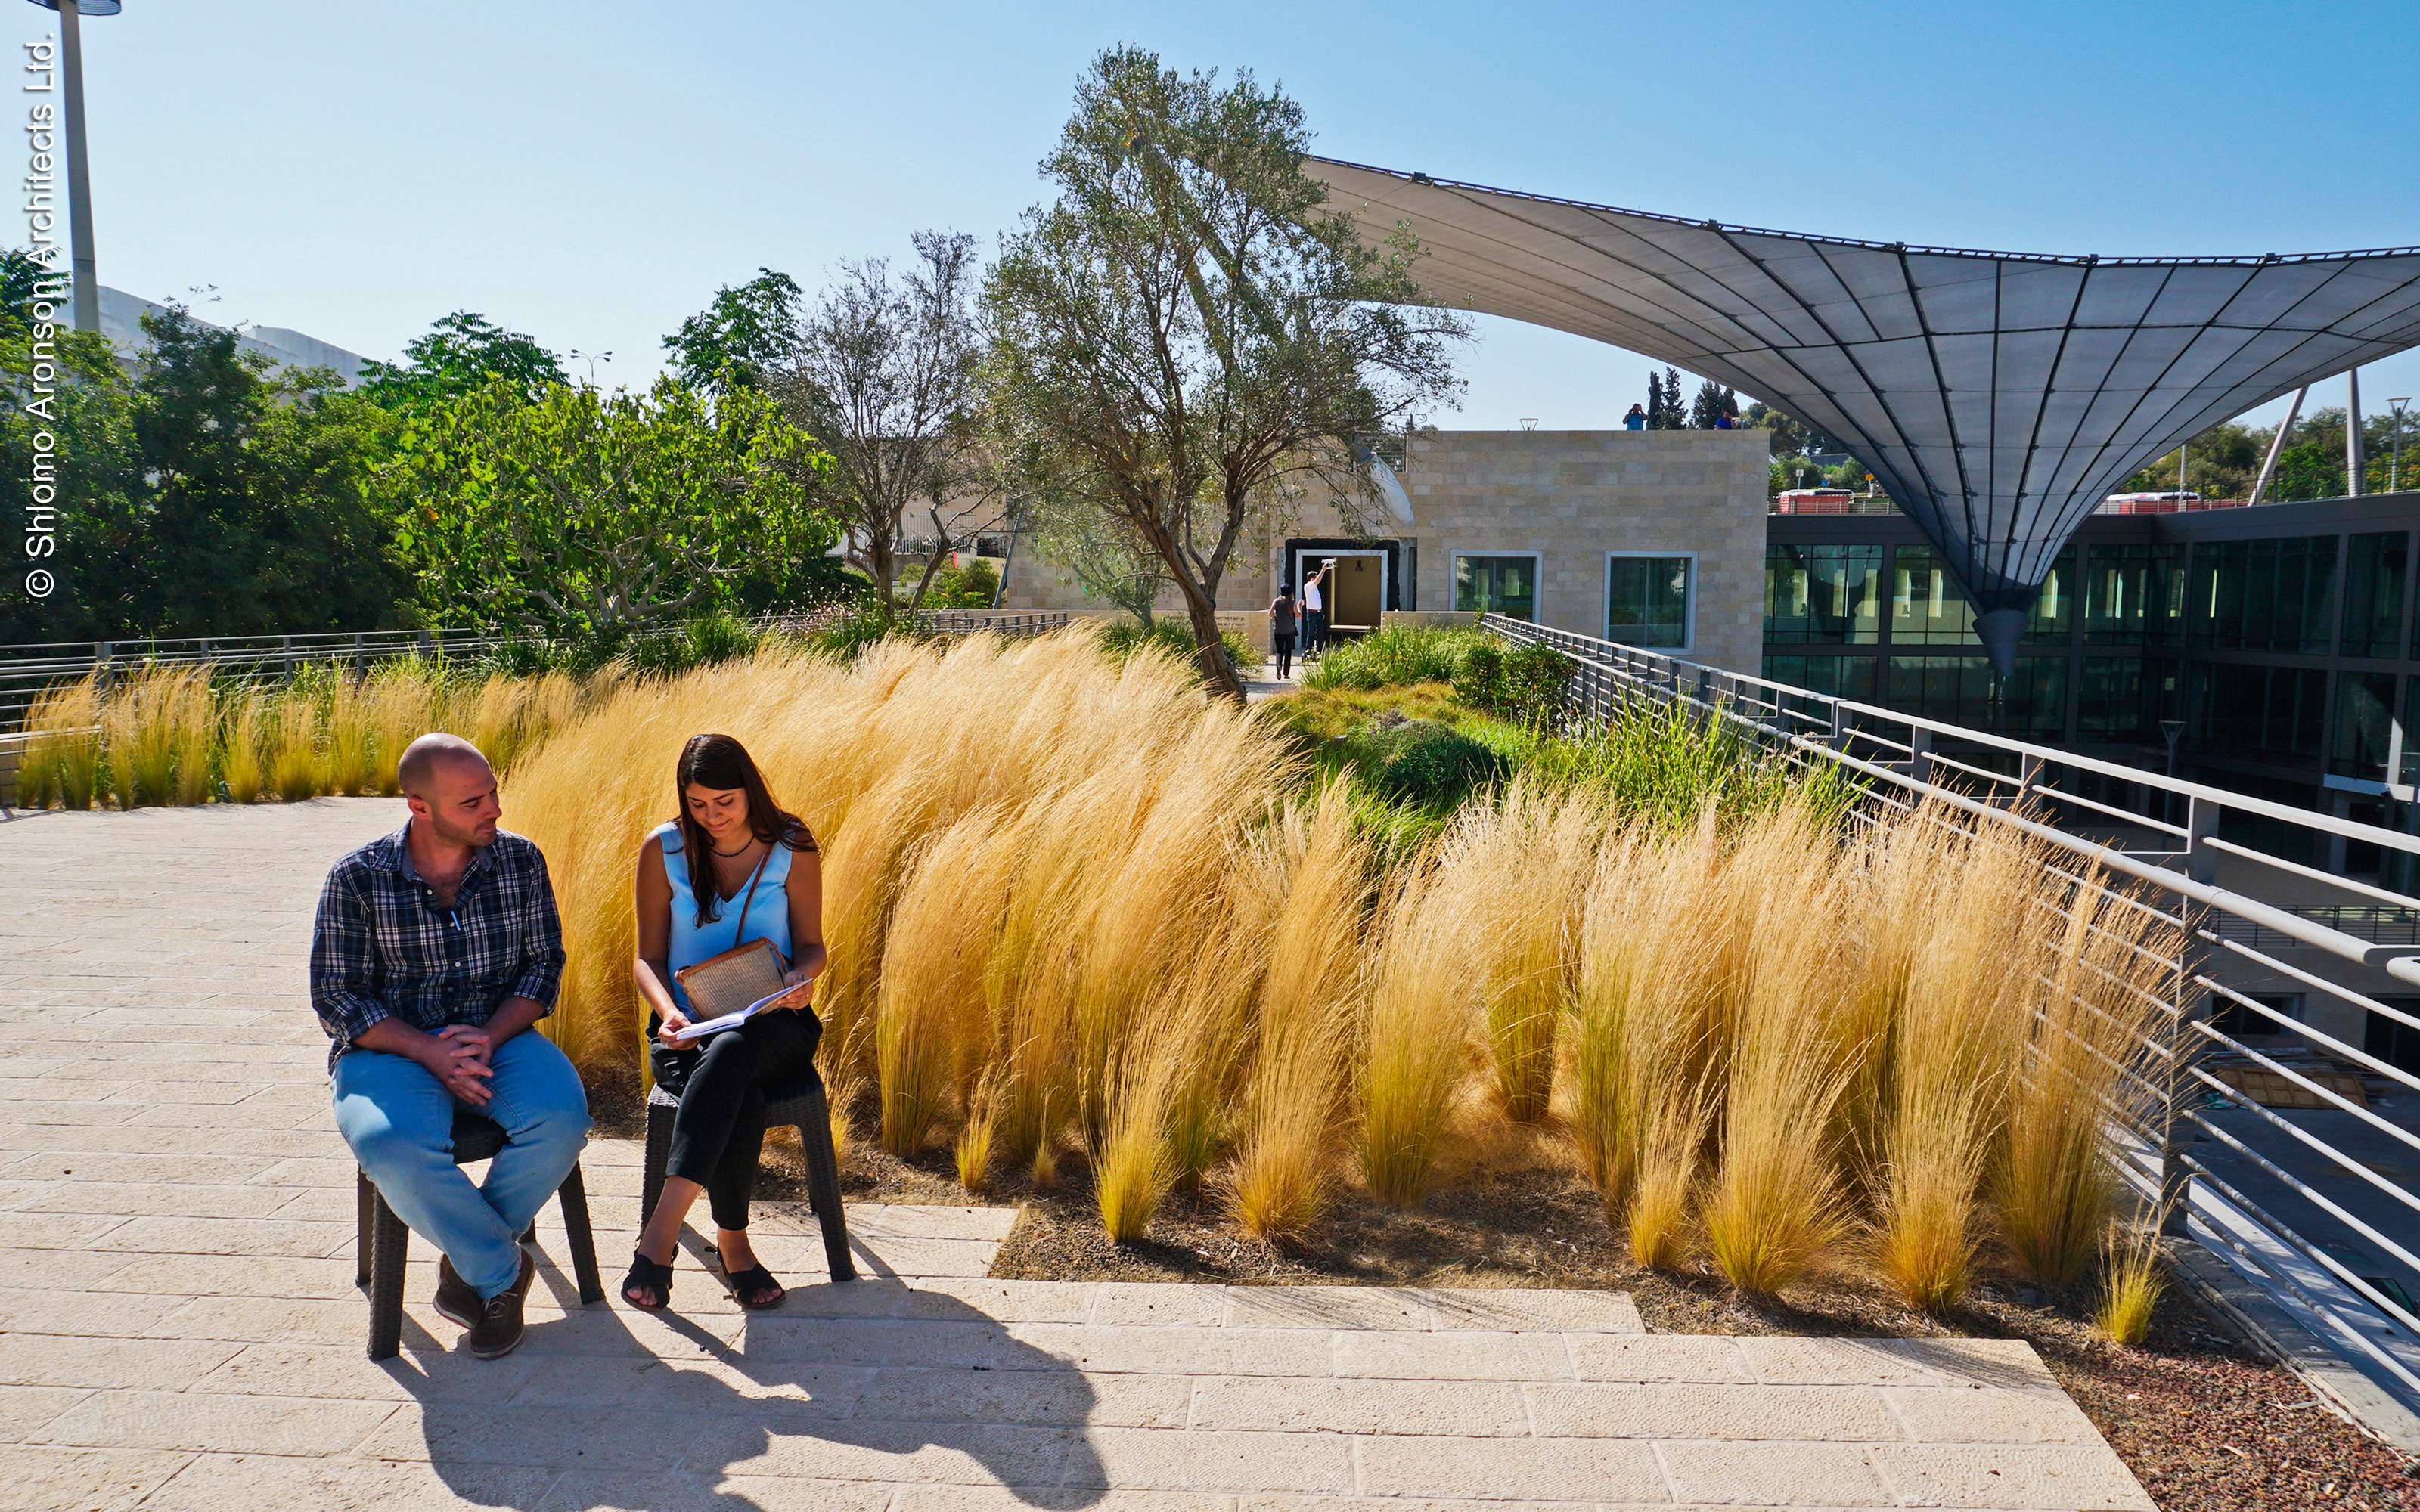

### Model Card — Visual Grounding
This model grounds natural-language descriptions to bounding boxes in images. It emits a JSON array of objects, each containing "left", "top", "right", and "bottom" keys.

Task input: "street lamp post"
[
  {"left": 26, "top": 0, "right": 118, "bottom": 334},
  {"left": 2393, "top": 398, "right": 2412, "bottom": 494}
]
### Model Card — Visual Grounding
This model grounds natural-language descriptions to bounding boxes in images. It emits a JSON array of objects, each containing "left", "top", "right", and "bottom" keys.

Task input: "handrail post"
[
  {"left": 2015, "top": 752, "right": 2045, "bottom": 813},
  {"left": 2161, "top": 794, "right": 2223, "bottom": 1237},
  {"left": 1907, "top": 726, "right": 1932, "bottom": 789},
  {"left": 94, "top": 640, "right": 113, "bottom": 696}
]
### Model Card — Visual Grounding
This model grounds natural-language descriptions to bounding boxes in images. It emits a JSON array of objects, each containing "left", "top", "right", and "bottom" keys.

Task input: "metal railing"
[{"left": 1481, "top": 613, "right": 2420, "bottom": 1418}]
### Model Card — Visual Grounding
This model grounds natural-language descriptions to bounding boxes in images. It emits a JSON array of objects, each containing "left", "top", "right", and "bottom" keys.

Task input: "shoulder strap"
[{"left": 731, "top": 847, "right": 769, "bottom": 945}]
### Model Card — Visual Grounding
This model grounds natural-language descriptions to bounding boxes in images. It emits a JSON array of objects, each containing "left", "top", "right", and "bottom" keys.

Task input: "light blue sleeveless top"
[{"left": 653, "top": 820, "right": 794, "bottom": 1012}]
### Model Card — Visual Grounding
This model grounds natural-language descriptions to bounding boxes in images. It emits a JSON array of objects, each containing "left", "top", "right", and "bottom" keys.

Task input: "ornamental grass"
[{"left": 475, "top": 624, "right": 2187, "bottom": 1275}]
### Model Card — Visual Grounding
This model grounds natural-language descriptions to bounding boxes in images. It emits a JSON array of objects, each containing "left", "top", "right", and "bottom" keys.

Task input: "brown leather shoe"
[
  {"left": 433, "top": 1256, "right": 481, "bottom": 1331},
  {"left": 467, "top": 1248, "right": 536, "bottom": 1360}
]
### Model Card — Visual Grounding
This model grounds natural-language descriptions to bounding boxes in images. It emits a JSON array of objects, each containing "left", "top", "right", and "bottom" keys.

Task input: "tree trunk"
[{"left": 1176, "top": 580, "right": 1245, "bottom": 702}]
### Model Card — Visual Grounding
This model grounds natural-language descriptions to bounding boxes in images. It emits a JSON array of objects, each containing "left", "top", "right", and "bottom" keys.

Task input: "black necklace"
[{"left": 710, "top": 837, "right": 758, "bottom": 858}]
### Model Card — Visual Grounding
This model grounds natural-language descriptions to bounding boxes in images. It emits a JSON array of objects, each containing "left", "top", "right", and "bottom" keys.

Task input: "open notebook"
[{"left": 673, "top": 937, "right": 791, "bottom": 1037}]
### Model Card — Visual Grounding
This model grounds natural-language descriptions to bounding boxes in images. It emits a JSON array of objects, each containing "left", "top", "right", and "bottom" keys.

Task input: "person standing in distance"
[
  {"left": 1301, "top": 559, "right": 1332, "bottom": 658},
  {"left": 311, "top": 733, "right": 592, "bottom": 1360},
  {"left": 1622, "top": 404, "right": 1647, "bottom": 431},
  {"left": 1269, "top": 582, "right": 1299, "bottom": 680}
]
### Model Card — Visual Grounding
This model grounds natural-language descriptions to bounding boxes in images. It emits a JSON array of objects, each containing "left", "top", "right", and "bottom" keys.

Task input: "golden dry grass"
[
  {"left": 2093, "top": 1219, "right": 2167, "bottom": 1346},
  {"left": 482, "top": 631, "right": 2185, "bottom": 1291}
]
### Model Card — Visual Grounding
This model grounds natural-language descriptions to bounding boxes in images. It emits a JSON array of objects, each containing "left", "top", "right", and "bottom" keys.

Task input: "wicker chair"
[
  {"left": 640, "top": 1064, "right": 855, "bottom": 1282},
  {"left": 354, "top": 1107, "right": 604, "bottom": 1361}
]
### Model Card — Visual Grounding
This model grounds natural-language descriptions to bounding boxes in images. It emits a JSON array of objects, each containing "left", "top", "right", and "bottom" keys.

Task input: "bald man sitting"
[{"left": 309, "top": 734, "right": 593, "bottom": 1359}]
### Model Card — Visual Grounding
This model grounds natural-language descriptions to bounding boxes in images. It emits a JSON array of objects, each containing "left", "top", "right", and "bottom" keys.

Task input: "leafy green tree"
[
  {"left": 922, "top": 555, "right": 1000, "bottom": 609},
  {"left": 3, "top": 299, "right": 410, "bottom": 640},
  {"left": 1019, "top": 486, "right": 1169, "bottom": 623},
  {"left": 1741, "top": 400, "right": 1840, "bottom": 457},
  {"left": 664, "top": 268, "right": 803, "bottom": 392},
  {"left": 1646, "top": 365, "right": 1686, "bottom": 429},
  {"left": 359, "top": 311, "right": 566, "bottom": 409},
  {"left": 982, "top": 48, "right": 1467, "bottom": 700},
  {"left": 388, "top": 376, "right": 832, "bottom": 645},
  {"left": 1689, "top": 378, "right": 1739, "bottom": 429}
]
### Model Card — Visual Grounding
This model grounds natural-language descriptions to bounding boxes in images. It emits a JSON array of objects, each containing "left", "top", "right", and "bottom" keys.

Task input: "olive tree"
[{"left": 980, "top": 47, "right": 1468, "bottom": 700}]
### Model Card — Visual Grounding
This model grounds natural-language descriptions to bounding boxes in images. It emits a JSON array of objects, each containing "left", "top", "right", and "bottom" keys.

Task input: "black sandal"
[
  {"left": 622, "top": 1249, "right": 674, "bottom": 1311},
  {"left": 719, "top": 1259, "right": 786, "bottom": 1312}
]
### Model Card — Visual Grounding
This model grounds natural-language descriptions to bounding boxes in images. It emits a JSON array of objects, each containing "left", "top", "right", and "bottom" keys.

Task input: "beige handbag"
[{"left": 672, "top": 849, "right": 791, "bottom": 1022}]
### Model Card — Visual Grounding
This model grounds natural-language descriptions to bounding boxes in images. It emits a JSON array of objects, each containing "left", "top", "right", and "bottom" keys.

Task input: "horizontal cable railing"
[{"left": 1481, "top": 612, "right": 2420, "bottom": 1412}]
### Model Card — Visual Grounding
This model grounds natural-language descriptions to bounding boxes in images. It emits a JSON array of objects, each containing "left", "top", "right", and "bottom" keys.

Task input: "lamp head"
[{"left": 27, "top": 2, "right": 123, "bottom": 13}]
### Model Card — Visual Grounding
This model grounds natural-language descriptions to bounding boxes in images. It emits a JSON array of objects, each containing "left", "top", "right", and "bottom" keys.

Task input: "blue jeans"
[
  {"left": 1304, "top": 609, "right": 1326, "bottom": 651},
  {"left": 332, "top": 1030, "right": 592, "bottom": 1298}
]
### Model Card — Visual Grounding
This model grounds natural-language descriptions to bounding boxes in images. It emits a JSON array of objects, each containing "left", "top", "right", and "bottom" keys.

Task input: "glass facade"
[
  {"left": 2186, "top": 662, "right": 2327, "bottom": 765},
  {"left": 1885, "top": 656, "right": 2068, "bottom": 740},
  {"left": 1762, "top": 654, "right": 1878, "bottom": 702},
  {"left": 2021, "top": 547, "right": 2076, "bottom": 644},
  {"left": 1606, "top": 556, "right": 1692, "bottom": 648},
  {"left": 2083, "top": 544, "right": 2183, "bottom": 645},
  {"left": 2332, "top": 671, "right": 2398, "bottom": 782},
  {"left": 2186, "top": 537, "right": 2338, "bottom": 653},
  {"left": 1764, "top": 544, "right": 1882, "bottom": 644},
  {"left": 2076, "top": 657, "right": 2149, "bottom": 741},
  {"left": 2341, "top": 531, "right": 2409, "bottom": 658},
  {"left": 1889, "top": 545, "right": 1975, "bottom": 645},
  {"left": 1454, "top": 555, "right": 1537, "bottom": 620}
]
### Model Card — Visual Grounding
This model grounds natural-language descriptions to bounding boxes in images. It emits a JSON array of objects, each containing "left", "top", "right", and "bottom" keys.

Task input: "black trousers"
[
  {"left": 1273, "top": 633, "right": 1295, "bottom": 677},
  {"left": 649, "top": 1008, "right": 821, "bottom": 1232}
]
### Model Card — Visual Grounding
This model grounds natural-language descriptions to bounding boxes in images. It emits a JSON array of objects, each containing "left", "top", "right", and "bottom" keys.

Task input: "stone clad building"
[{"left": 997, "top": 427, "right": 1771, "bottom": 671}]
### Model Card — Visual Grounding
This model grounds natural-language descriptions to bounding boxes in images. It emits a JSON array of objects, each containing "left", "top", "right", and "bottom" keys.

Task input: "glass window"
[
  {"left": 1606, "top": 556, "right": 1692, "bottom": 648},
  {"left": 2185, "top": 662, "right": 2327, "bottom": 765},
  {"left": 2083, "top": 544, "right": 2183, "bottom": 645},
  {"left": 2332, "top": 671, "right": 2399, "bottom": 782},
  {"left": 1453, "top": 556, "right": 1537, "bottom": 620},
  {"left": 2342, "top": 532, "right": 2407, "bottom": 658},
  {"left": 2365, "top": 997, "right": 2420, "bottom": 1077},
  {"left": 1882, "top": 656, "right": 2068, "bottom": 740},
  {"left": 2402, "top": 679, "right": 2420, "bottom": 789},
  {"left": 1889, "top": 546, "right": 1977, "bottom": 645},
  {"left": 1761, "top": 655, "right": 1879, "bottom": 702},
  {"left": 2076, "top": 657, "right": 2147, "bottom": 741},
  {"left": 2187, "top": 537, "right": 2339, "bottom": 653},
  {"left": 1764, "top": 544, "right": 1882, "bottom": 644},
  {"left": 2022, "top": 547, "right": 2077, "bottom": 644}
]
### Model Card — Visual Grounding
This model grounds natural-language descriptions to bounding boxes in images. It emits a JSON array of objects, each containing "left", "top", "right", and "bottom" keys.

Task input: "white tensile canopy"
[{"left": 1313, "top": 156, "right": 2420, "bottom": 671}]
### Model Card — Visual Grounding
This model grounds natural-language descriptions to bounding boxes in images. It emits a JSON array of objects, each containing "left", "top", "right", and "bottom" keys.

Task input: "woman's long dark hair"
[{"left": 675, "top": 733, "right": 816, "bottom": 927}]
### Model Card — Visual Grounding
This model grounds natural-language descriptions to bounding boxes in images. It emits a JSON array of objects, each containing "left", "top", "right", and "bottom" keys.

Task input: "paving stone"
[
  {"left": 91, "top": 1214, "right": 353, "bottom": 1258},
  {"left": 1565, "top": 1334, "right": 1758, "bottom": 1383},
  {"left": 1891, "top": 1337, "right": 2061, "bottom": 1392},
  {"left": 1331, "top": 1328, "right": 1574, "bottom": 1381},
  {"left": 1074, "top": 1427, "right": 1357, "bottom": 1495},
  {"left": 1014, "top": 1323, "right": 1311, "bottom": 1378},
  {"left": 0, "top": 1445, "right": 194, "bottom": 1512},
  {"left": 0, "top": 1385, "right": 87, "bottom": 1439},
  {"left": 845, "top": 1204, "right": 1023, "bottom": 1241},
  {"left": 0, "top": 1332, "right": 242, "bottom": 1390},
  {"left": 141, "top": 1452, "right": 557, "bottom": 1512},
  {"left": 855, "top": 1366, "right": 1192, "bottom": 1430},
  {"left": 88, "top": 1250, "right": 366, "bottom": 1300},
  {"left": 1351, "top": 1434, "right": 1666, "bottom": 1502},
  {"left": 1418, "top": 1285, "right": 1643, "bottom": 1334},
  {"left": 694, "top": 1418, "right": 1080, "bottom": 1486},
  {"left": 1658, "top": 1439, "right": 1895, "bottom": 1506},
  {"left": 0, "top": 1213, "right": 131, "bottom": 1250},
  {"left": 1871, "top": 1443, "right": 2156, "bottom": 1510},
  {"left": 537, "top": 1470, "right": 898, "bottom": 1512},
  {"left": 1221, "top": 1286, "right": 1429, "bottom": 1331},
  {"left": 191, "top": 1342, "right": 536, "bottom": 1404},
  {"left": 901, "top": 1278, "right": 1100, "bottom": 1324},
  {"left": 1527, "top": 1380, "right": 1900, "bottom": 1441},
  {"left": 1735, "top": 1335, "right": 1947, "bottom": 1387},
  {"left": 1188, "top": 1375, "right": 1531, "bottom": 1436},
  {"left": 0, "top": 1244, "right": 137, "bottom": 1291},
  {"left": 507, "top": 1352, "right": 861, "bottom": 1413},
  {"left": 17, "top": 1178, "right": 315, "bottom": 1220},
  {"left": 897, "top": 1489, "right": 1239, "bottom": 1512},
  {"left": 1884, "top": 1385, "right": 2104, "bottom": 1445},
  {"left": 1091, "top": 1282, "right": 1233, "bottom": 1328},
  {"left": 0, "top": 1285, "right": 188, "bottom": 1338},
  {"left": 26, "top": 1387, "right": 399, "bottom": 1457},
  {"left": 360, "top": 1400, "right": 709, "bottom": 1472}
]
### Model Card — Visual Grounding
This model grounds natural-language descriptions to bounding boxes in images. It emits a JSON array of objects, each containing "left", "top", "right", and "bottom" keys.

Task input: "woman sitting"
[{"left": 622, "top": 733, "right": 824, "bottom": 1312}]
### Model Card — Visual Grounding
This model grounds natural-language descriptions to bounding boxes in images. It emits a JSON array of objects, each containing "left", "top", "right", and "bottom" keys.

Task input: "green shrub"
[
  {"left": 624, "top": 611, "right": 766, "bottom": 677},
  {"left": 1450, "top": 640, "right": 1504, "bottom": 708},
  {"left": 1350, "top": 717, "right": 1509, "bottom": 808},
  {"left": 1100, "top": 616, "right": 1262, "bottom": 673},
  {"left": 923, "top": 557, "right": 1001, "bottom": 609},
  {"left": 1305, "top": 625, "right": 1490, "bottom": 691}
]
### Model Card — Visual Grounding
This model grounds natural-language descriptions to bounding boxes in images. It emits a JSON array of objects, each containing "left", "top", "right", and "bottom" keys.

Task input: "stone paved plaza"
[{"left": 0, "top": 799, "right": 2155, "bottom": 1510}]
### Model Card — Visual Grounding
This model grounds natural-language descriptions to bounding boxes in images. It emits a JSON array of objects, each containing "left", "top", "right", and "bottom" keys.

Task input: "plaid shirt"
[{"left": 309, "top": 825, "right": 566, "bottom": 1070}]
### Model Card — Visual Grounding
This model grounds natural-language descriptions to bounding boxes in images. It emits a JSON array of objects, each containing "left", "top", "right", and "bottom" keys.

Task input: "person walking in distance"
[
  {"left": 1269, "top": 582, "right": 1299, "bottom": 680},
  {"left": 1301, "top": 559, "right": 1332, "bottom": 658},
  {"left": 312, "top": 733, "right": 592, "bottom": 1361}
]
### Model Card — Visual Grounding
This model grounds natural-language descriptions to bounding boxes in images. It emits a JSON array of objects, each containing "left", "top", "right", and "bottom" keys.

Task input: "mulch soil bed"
[{"left": 742, "top": 1119, "right": 2420, "bottom": 1512}]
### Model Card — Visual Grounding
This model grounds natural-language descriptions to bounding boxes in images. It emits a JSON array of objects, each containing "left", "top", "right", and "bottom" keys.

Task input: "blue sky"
[{"left": 46, "top": 0, "right": 2420, "bottom": 435}]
